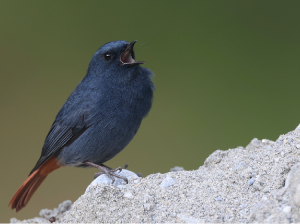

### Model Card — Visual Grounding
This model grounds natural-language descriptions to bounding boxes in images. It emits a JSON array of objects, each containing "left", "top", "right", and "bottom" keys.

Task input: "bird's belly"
[{"left": 57, "top": 116, "right": 142, "bottom": 166}]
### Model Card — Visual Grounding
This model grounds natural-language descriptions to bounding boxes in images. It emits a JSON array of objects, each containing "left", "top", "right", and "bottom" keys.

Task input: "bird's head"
[{"left": 88, "top": 40, "right": 144, "bottom": 78}]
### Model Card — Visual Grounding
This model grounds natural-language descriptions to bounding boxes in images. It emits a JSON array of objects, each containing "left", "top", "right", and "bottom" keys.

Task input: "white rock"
[
  {"left": 160, "top": 175, "right": 177, "bottom": 188},
  {"left": 16, "top": 125, "right": 300, "bottom": 224},
  {"left": 282, "top": 206, "right": 291, "bottom": 214},
  {"left": 123, "top": 191, "right": 133, "bottom": 198},
  {"left": 85, "top": 169, "right": 139, "bottom": 193},
  {"left": 143, "top": 203, "right": 152, "bottom": 211}
]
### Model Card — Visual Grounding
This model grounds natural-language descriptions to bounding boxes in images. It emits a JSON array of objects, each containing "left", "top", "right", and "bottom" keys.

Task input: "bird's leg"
[
  {"left": 93, "top": 163, "right": 122, "bottom": 179},
  {"left": 94, "top": 163, "right": 127, "bottom": 177},
  {"left": 100, "top": 163, "right": 123, "bottom": 172},
  {"left": 85, "top": 161, "right": 128, "bottom": 184}
]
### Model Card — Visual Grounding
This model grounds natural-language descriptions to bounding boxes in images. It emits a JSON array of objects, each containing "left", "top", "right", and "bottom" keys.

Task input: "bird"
[{"left": 9, "top": 40, "right": 154, "bottom": 212}]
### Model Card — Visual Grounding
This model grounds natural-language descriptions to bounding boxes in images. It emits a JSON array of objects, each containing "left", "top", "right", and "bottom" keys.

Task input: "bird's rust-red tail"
[{"left": 9, "top": 156, "right": 61, "bottom": 212}]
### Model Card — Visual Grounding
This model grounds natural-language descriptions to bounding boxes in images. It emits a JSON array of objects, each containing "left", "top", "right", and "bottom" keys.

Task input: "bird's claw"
[
  {"left": 94, "top": 171, "right": 104, "bottom": 179},
  {"left": 94, "top": 168, "right": 128, "bottom": 184},
  {"left": 86, "top": 161, "right": 128, "bottom": 184},
  {"left": 111, "top": 166, "right": 122, "bottom": 173}
]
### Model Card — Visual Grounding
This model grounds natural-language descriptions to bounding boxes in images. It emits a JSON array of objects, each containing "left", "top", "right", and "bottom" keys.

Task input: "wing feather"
[{"left": 29, "top": 115, "right": 88, "bottom": 175}]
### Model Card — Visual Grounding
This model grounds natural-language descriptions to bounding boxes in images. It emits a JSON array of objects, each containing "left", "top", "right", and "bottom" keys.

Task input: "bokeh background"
[{"left": 1, "top": 1, "right": 300, "bottom": 221}]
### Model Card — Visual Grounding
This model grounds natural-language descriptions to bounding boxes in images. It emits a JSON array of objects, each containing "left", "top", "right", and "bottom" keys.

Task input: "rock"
[
  {"left": 123, "top": 191, "right": 133, "bottom": 198},
  {"left": 85, "top": 169, "right": 139, "bottom": 193},
  {"left": 170, "top": 166, "right": 185, "bottom": 172},
  {"left": 10, "top": 217, "right": 50, "bottom": 223},
  {"left": 10, "top": 200, "right": 72, "bottom": 223},
  {"left": 159, "top": 175, "right": 177, "bottom": 188},
  {"left": 282, "top": 206, "right": 291, "bottom": 214},
  {"left": 11, "top": 124, "right": 300, "bottom": 223},
  {"left": 248, "top": 177, "right": 256, "bottom": 186},
  {"left": 215, "top": 196, "right": 222, "bottom": 201},
  {"left": 57, "top": 200, "right": 72, "bottom": 213}
]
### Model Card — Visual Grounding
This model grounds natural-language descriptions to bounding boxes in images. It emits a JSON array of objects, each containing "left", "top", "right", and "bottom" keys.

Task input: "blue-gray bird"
[{"left": 10, "top": 40, "right": 154, "bottom": 212}]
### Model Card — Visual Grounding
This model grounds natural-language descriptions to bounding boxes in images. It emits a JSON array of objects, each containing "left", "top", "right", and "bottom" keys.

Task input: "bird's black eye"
[{"left": 104, "top": 53, "right": 112, "bottom": 61}]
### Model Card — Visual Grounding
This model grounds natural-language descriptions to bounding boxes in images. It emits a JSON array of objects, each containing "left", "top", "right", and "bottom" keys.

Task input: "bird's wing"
[{"left": 29, "top": 112, "right": 89, "bottom": 175}]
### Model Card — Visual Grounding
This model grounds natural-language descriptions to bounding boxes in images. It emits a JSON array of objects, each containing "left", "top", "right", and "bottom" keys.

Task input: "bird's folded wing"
[{"left": 29, "top": 114, "right": 88, "bottom": 175}]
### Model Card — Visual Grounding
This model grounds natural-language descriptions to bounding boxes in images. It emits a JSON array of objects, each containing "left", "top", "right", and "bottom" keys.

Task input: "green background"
[{"left": 1, "top": 1, "right": 300, "bottom": 222}]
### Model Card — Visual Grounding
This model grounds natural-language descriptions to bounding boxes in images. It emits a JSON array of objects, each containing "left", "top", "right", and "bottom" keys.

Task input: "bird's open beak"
[{"left": 120, "top": 40, "right": 144, "bottom": 65}]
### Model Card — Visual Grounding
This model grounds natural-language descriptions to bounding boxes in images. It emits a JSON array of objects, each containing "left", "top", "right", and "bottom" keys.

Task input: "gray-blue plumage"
[{"left": 30, "top": 40, "right": 154, "bottom": 174}]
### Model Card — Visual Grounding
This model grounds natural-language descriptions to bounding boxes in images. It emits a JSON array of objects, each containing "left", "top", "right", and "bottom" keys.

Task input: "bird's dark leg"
[
  {"left": 94, "top": 164, "right": 123, "bottom": 178},
  {"left": 95, "top": 163, "right": 128, "bottom": 176},
  {"left": 85, "top": 161, "right": 128, "bottom": 184},
  {"left": 100, "top": 163, "right": 123, "bottom": 172}
]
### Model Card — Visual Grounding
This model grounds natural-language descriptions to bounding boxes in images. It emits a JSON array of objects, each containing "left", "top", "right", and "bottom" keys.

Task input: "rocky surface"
[
  {"left": 10, "top": 200, "right": 72, "bottom": 223},
  {"left": 11, "top": 124, "right": 300, "bottom": 223}
]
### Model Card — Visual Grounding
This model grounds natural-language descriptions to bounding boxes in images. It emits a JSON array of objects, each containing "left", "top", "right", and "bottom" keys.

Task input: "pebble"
[
  {"left": 170, "top": 166, "right": 185, "bottom": 172},
  {"left": 234, "top": 161, "right": 248, "bottom": 171},
  {"left": 85, "top": 169, "right": 139, "bottom": 193},
  {"left": 215, "top": 196, "right": 222, "bottom": 201},
  {"left": 160, "top": 176, "right": 177, "bottom": 188},
  {"left": 282, "top": 206, "right": 291, "bottom": 214},
  {"left": 239, "top": 204, "right": 247, "bottom": 208},
  {"left": 247, "top": 178, "right": 256, "bottom": 186},
  {"left": 143, "top": 203, "right": 152, "bottom": 211},
  {"left": 123, "top": 192, "right": 133, "bottom": 198}
]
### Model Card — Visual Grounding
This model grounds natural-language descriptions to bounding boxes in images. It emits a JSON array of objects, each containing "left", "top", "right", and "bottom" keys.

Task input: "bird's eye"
[{"left": 104, "top": 53, "right": 112, "bottom": 61}]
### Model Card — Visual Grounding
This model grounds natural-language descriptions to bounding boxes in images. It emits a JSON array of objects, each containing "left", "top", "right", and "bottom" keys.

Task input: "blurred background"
[{"left": 1, "top": 0, "right": 300, "bottom": 221}]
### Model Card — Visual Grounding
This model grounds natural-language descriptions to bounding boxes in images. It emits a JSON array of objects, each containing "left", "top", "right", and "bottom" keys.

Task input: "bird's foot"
[
  {"left": 85, "top": 161, "right": 128, "bottom": 184},
  {"left": 94, "top": 166, "right": 122, "bottom": 179}
]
